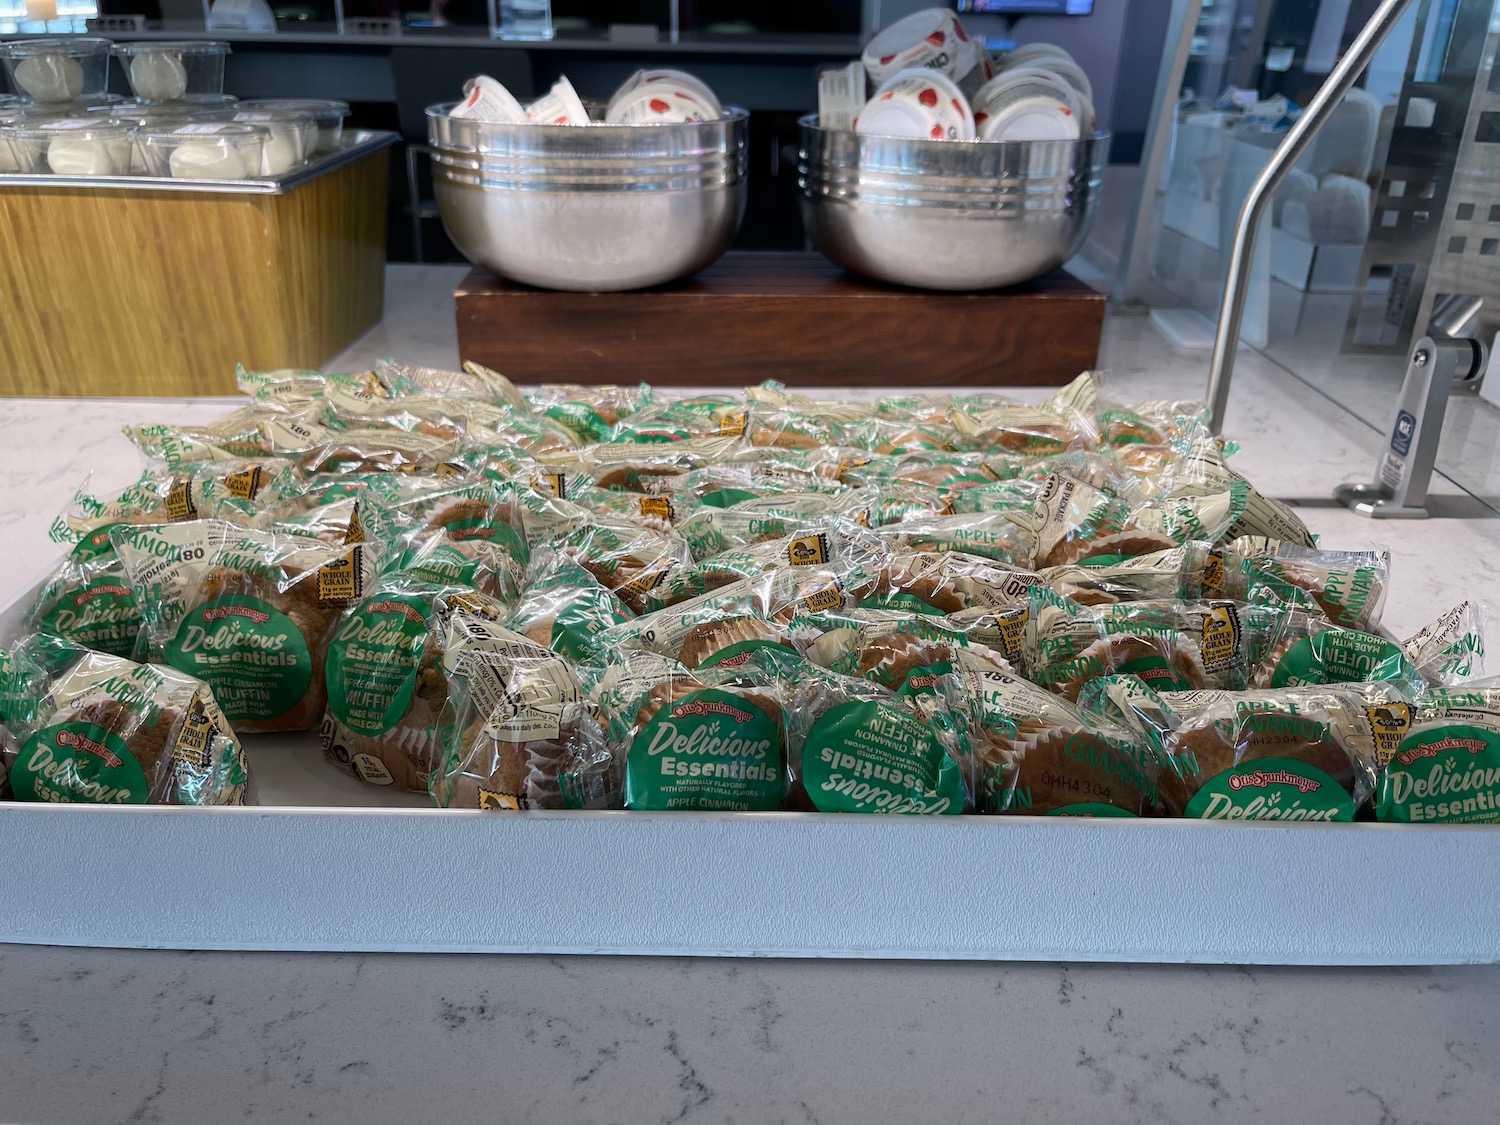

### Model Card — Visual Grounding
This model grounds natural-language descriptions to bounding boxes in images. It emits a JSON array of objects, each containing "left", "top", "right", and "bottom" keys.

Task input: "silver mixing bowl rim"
[
  {"left": 798, "top": 112, "right": 1111, "bottom": 153},
  {"left": 429, "top": 102, "right": 749, "bottom": 145}
]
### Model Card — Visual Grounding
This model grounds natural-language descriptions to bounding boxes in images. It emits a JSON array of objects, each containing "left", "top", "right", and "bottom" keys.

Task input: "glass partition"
[{"left": 1139, "top": 0, "right": 1500, "bottom": 512}]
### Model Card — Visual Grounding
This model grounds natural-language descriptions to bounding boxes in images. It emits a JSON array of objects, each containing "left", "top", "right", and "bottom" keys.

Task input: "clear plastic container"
[
  {"left": 2, "top": 118, "right": 134, "bottom": 175},
  {"left": 112, "top": 42, "right": 231, "bottom": 103},
  {"left": 237, "top": 98, "right": 349, "bottom": 154},
  {"left": 136, "top": 121, "right": 269, "bottom": 180},
  {"left": 0, "top": 38, "right": 113, "bottom": 105},
  {"left": 231, "top": 108, "right": 315, "bottom": 175},
  {"left": 93, "top": 102, "right": 238, "bottom": 172}
]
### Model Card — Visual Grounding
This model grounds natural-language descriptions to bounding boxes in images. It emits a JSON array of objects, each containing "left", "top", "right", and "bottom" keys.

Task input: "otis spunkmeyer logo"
[{"left": 202, "top": 604, "right": 270, "bottom": 625}]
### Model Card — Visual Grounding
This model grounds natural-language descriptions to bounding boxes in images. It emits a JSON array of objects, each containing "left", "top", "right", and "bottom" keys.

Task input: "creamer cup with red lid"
[
  {"left": 862, "top": 8, "right": 979, "bottom": 88},
  {"left": 525, "top": 76, "right": 591, "bottom": 126},
  {"left": 604, "top": 83, "right": 716, "bottom": 125},
  {"left": 450, "top": 75, "right": 527, "bottom": 124},
  {"left": 856, "top": 67, "right": 974, "bottom": 142}
]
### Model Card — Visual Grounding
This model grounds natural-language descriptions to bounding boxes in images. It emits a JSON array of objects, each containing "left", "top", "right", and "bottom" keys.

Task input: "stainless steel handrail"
[{"left": 1204, "top": 0, "right": 1416, "bottom": 433}]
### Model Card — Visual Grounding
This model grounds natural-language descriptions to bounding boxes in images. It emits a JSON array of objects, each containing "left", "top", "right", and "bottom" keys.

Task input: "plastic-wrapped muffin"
[
  {"left": 431, "top": 612, "right": 613, "bottom": 810},
  {"left": 114, "top": 520, "right": 379, "bottom": 734},
  {"left": 0, "top": 633, "right": 247, "bottom": 805},
  {"left": 1151, "top": 683, "right": 1407, "bottom": 819}
]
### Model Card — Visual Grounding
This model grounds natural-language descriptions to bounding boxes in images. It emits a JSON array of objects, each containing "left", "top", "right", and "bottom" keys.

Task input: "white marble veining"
[
  {"left": 2, "top": 266, "right": 1500, "bottom": 1125},
  {"left": 1, "top": 946, "right": 1498, "bottom": 1125}
]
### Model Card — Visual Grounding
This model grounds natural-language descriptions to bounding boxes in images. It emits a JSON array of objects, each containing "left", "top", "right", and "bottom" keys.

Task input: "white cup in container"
[
  {"left": 449, "top": 77, "right": 527, "bottom": 125},
  {"left": 856, "top": 67, "right": 974, "bottom": 141},
  {"left": 233, "top": 108, "right": 316, "bottom": 174},
  {"left": 992, "top": 65, "right": 1094, "bottom": 129},
  {"left": 137, "top": 121, "right": 269, "bottom": 180},
  {"left": 1001, "top": 42, "right": 1077, "bottom": 70},
  {"left": 971, "top": 75, "right": 1082, "bottom": 142},
  {"left": 609, "top": 68, "right": 723, "bottom": 117},
  {"left": 237, "top": 98, "right": 350, "bottom": 153},
  {"left": 113, "top": 42, "right": 231, "bottom": 103},
  {"left": 862, "top": 8, "right": 978, "bottom": 88},
  {"left": 3, "top": 118, "right": 133, "bottom": 175},
  {"left": 526, "top": 77, "right": 590, "bottom": 125},
  {"left": 1003, "top": 54, "right": 1093, "bottom": 107},
  {"left": 605, "top": 83, "right": 715, "bottom": 124},
  {"left": 0, "top": 38, "right": 112, "bottom": 105}
]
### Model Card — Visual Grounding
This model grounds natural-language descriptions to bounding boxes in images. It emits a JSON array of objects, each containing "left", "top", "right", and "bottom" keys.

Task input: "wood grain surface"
[
  {"left": 0, "top": 151, "right": 388, "bottom": 397},
  {"left": 454, "top": 254, "right": 1105, "bottom": 387}
]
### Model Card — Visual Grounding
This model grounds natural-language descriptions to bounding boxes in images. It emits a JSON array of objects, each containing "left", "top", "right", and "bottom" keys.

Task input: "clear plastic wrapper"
[
  {"left": 114, "top": 520, "right": 380, "bottom": 733},
  {"left": 1040, "top": 543, "right": 1212, "bottom": 607},
  {"left": 319, "top": 573, "right": 475, "bottom": 792},
  {"left": 506, "top": 546, "right": 633, "bottom": 663},
  {"left": 1143, "top": 683, "right": 1408, "bottom": 819},
  {"left": 960, "top": 656, "right": 1160, "bottom": 816},
  {"left": 644, "top": 518, "right": 889, "bottom": 612},
  {"left": 25, "top": 551, "right": 142, "bottom": 660},
  {"left": 1157, "top": 436, "right": 1316, "bottom": 547},
  {"left": 676, "top": 487, "right": 877, "bottom": 560},
  {"left": 790, "top": 607, "right": 970, "bottom": 693},
  {"left": 875, "top": 506, "right": 1044, "bottom": 568},
  {"left": 1376, "top": 679, "right": 1500, "bottom": 823},
  {"left": 555, "top": 517, "right": 693, "bottom": 614},
  {"left": 862, "top": 550, "right": 1040, "bottom": 616},
  {"left": 1233, "top": 536, "right": 1390, "bottom": 632},
  {"left": 786, "top": 664, "right": 970, "bottom": 814},
  {"left": 431, "top": 609, "right": 613, "bottom": 810},
  {"left": 603, "top": 657, "right": 790, "bottom": 811},
  {"left": 1248, "top": 609, "right": 1422, "bottom": 694},
  {"left": 1401, "top": 601, "right": 1488, "bottom": 686},
  {"left": 298, "top": 427, "right": 465, "bottom": 475},
  {"left": 1031, "top": 472, "right": 1173, "bottom": 567},
  {"left": 526, "top": 382, "right": 652, "bottom": 443},
  {"left": 1026, "top": 590, "right": 1261, "bottom": 700},
  {"left": 0, "top": 632, "right": 247, "bottom": 805},
  {"left": 128, "top": 403, "right": 329, "bottom": 469}
]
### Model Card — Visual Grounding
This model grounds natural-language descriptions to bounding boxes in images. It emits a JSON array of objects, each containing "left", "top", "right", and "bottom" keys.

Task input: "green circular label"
[
  {"left": 1378, "top": 722, "right": 1500, "bottom": 823},
  {"left": 625, "top": 688, "right": 783, "bottom": 811},
  {"left": 697, "top": 638, "right": 798, "bottom": 670},
  {"left": 1045, "top": 802, "right": 1137, "bottom": 817},
  {"left": 802, "top": 700, "right": 962, "bottom": 814},
  {"left": 38, "top": 576, "right": 141, "bottom": 659},
  {"left": 1184, "top": 756, "right": 1352, "bottom": 821},
  {"left": 165, "top": 594, "right": 312, "bottom": 722},
  {"left": 1268, "top": 631, "right": 1409, "bottom": 688},
  {"left": 70, "top": 522, "right": 126, "bottom": 562},
  {"left": 325, "top": 592, "right": 431, "bottom": 736},
  {"left": 13, "top": 721, "right": 148, "bottom": 804}
]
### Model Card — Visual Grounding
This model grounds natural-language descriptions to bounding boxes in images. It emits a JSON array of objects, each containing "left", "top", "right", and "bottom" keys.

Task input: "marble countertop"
[{"left": 1, "top": 266, "right": 1498, "bottom": 1124}]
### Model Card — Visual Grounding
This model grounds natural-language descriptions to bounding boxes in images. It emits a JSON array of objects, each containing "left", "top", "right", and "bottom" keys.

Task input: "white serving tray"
[{"left": 3, "top": 572, "right": 1499, "bottom": 965}]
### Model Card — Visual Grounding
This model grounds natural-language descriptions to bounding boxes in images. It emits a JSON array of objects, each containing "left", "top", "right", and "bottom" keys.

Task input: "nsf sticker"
[{"left": 1390, "top": 409, "right": 1416, "bottom": 457}]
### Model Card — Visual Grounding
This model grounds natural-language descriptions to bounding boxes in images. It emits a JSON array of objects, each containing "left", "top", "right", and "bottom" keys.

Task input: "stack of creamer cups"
[
  {"left": 448, "top": 68, "right": 724, "bottom": 126},
  {"left": 0, "top": 35, "right": 350, "bottom": 180},
  {"left": 818, "top": 8, "right": 1094, "bottom": 143}
]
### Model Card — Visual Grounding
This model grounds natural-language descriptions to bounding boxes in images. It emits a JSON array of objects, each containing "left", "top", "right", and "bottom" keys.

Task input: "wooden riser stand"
[{"left": 454, "top": 253, "right": 1105, "bottom": 387}]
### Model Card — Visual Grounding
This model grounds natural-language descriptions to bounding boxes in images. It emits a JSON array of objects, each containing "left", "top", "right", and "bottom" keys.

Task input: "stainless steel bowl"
[
  {"left": 797, "top": 116, "right": 1109, "bottom": 291},
  {"left": 428, "top": 105, "right": 748, "bottom": 291}
]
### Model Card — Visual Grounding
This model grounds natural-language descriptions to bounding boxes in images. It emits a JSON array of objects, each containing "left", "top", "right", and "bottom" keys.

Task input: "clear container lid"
[
  {"left": 137, "top": 121, "right": 268, "bottom": 144},
  {"left": 7, "top": 116, "right": 133, "bottom": 140},
  {"left": 0, "top": 37, "right": 113, "bottom": 59},
  {"left": 238, "top": 98, "right": 350, "bottom": 123},
  {"left": 112, "top": 40, "right": 233, "bottom": 57}
]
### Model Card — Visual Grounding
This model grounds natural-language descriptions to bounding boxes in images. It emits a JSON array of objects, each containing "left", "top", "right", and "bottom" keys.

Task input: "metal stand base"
[{"left": 1332, "top": 482, "right": 1431, "bottom": 519}]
